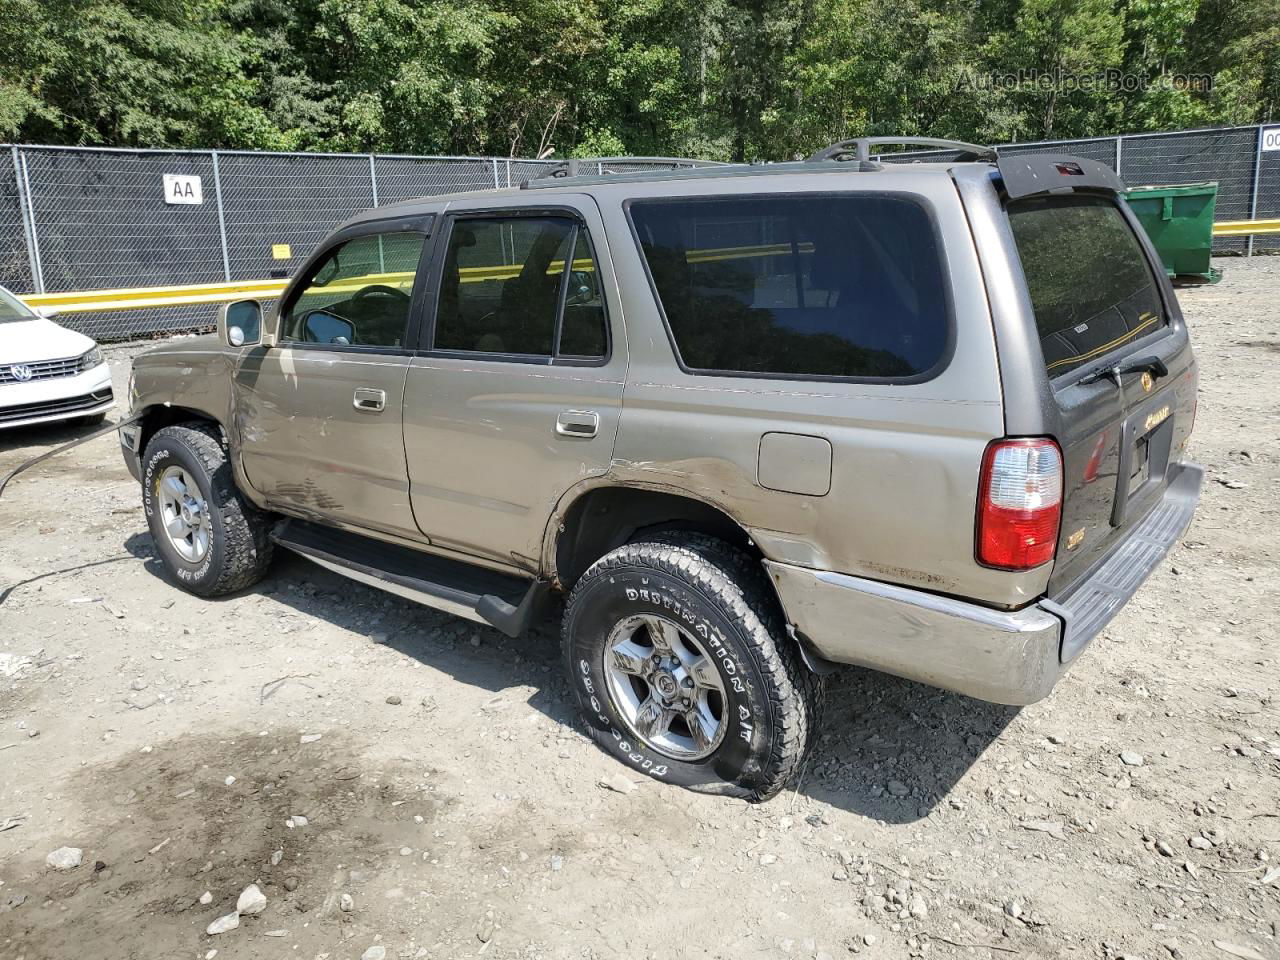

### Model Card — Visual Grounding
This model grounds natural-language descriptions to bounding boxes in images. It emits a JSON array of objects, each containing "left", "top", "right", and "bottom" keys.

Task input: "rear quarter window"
[
  {"left": 1007, "top": 194, "right": 1167, "bottom": 378},
  {"left": 627, "top": 194, "right": 951, "bottom": 381}
]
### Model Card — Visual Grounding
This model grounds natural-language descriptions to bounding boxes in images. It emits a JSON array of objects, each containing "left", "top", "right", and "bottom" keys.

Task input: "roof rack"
[
  {"left": 523, "top": 156, "right": 725, "bottom": 187},
  {"left": 807, "top": 137, "right": 997, "bottom": 163}
]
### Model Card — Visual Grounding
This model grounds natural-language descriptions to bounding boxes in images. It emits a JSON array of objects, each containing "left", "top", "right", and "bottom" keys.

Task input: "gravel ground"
[{"left": 1, "top": 257, "right": 1278, "bottom": 960}]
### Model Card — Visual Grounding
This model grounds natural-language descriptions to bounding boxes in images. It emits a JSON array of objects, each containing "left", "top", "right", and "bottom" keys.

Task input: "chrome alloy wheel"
[
  {"left": 603, "top": 614, "right": 727, "bottom": 760},
  {"left": 157, "top": 465, "right": 211, "bottom": 563}
]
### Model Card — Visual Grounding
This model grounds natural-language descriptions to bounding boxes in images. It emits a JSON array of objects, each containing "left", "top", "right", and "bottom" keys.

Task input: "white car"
[{"left": 0, "top": 286, "right": 113, "bottom": 430}]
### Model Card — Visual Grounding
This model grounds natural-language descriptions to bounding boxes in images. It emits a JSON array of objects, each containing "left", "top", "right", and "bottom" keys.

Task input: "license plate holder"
[
  {"left": 1129, "top": 437, "right": 1150, "bottom": 494},
  {"left": 1112, "top": 397, "right": 1175, "bottom": 526}
]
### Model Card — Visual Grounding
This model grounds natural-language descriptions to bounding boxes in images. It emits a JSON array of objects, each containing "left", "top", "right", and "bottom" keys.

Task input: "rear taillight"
[{"left": 976, "top": 438, "right": 1063, "bottom": 570}]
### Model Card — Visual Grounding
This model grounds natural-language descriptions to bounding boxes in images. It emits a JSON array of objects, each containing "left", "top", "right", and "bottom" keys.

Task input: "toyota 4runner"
[{"left": 119, "top": 139, "right": 1202, "bottom": 800}]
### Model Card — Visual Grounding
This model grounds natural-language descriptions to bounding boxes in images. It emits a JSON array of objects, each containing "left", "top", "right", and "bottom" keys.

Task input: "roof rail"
[
  {"left": 807, "top": 137, "right": 996, "bottom": 163},
  {"left": 524, "top": 155, "right": 725, "bottom": 186}
]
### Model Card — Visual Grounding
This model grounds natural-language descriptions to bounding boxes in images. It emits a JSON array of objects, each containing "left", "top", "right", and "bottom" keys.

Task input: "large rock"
[
  {"left": 206, "top": 912, "right": 240, "bottom": 935},
  {"left": 45, "top": 847, "right": 82, "bottom": 870},
  {"left": 236, "top": 883, "right": 267, "bottom": 915}
]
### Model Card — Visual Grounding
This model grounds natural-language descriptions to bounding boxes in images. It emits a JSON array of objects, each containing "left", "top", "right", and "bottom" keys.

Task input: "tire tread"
[
  {"left": 147, "top": 422, "right": 273, "bottom": 596},
  {"left": 565, "top": 532, "right": 824, "bottom": 801}
]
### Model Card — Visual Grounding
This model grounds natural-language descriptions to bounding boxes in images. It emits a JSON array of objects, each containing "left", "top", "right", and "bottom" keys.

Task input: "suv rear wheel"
[
  {"left": 142, "top": 422, "right": 273, "bottom": 597},
  {"left": 562, "top": 535, "right": 822, "bottom": 801}
]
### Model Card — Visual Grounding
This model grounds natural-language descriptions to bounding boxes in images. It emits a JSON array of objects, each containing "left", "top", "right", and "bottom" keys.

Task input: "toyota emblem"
[{"left": 9, "top": 364, "right": 33, "bottom": 382}]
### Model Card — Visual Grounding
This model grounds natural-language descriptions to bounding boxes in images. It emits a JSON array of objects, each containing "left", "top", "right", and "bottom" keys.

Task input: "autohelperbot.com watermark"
[{"left": 955, "top": 69, "right": 1213, "bottom": 94}]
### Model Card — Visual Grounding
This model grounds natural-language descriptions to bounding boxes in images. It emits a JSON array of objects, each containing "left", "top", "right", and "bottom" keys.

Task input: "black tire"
[
  {"left": 141, "top": 422, "right": 273, "bottom": 597},
  {"left": 562, "top": 534, "right": 823, "bottom": 801},
  {"left": 77, "top": 412, "right": 107, "bottom": 427}
]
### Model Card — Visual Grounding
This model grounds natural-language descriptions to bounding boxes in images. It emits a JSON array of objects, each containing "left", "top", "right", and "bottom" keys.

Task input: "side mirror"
[
  {"left": 303, "top": 311, "right": 355, "bottom": 346},
  {"left": 217, "top": 299, "right": 263, "bottom": 348},
  {"left": 35, "top": 306, "right": 61, "bottom": 320}
]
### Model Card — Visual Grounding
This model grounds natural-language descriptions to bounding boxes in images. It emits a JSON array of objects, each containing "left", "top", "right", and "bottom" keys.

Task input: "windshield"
[
  {"left": 1008, "top": 194, "right": 1167, "bottom": 379},
  {"left": 0, "top": 287, "right": 36, "bottom": 323}
]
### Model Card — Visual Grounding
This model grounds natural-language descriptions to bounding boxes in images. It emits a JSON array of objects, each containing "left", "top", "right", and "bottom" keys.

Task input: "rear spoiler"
[{"left": 997, "top": 154, "right": 1126, "bottom": 200}]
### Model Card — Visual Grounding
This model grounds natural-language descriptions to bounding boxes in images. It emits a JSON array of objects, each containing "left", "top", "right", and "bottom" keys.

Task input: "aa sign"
[{"left": 163, "top": 174, "right": 204, "bottom": 205}]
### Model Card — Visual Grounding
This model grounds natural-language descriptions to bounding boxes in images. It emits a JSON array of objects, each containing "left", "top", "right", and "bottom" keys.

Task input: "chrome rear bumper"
[
  {"left": 765, "top": 560, "right": 1062, "bottom": 704},
  {"left": 765, "top": 460, "right": 1202, "bottom": 705}
]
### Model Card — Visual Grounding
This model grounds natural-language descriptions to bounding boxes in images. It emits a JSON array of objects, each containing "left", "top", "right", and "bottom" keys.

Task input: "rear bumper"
[{"left": 765, "top": 460, "right": 1202, "bottom": 705}]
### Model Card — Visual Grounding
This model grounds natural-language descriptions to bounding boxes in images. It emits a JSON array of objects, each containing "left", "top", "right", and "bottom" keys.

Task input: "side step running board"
[{"left": 271, "top": 520, "right": 546, "bottom": 638}]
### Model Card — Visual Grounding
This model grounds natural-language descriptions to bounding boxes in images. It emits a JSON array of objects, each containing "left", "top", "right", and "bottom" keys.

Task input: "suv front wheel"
[
  {"left": 142, "top": 422, "right": 273, "bottom": 597},
  {"left": 563, "top": 535, "right": 822, "bottom": 801}
]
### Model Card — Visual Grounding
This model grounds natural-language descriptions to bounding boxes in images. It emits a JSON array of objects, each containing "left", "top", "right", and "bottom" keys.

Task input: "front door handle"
[
  {"left": 353, "top": 387, "right": 386, "bottom": 412},
  {"left": 555, "top": 410, "right": 599, "bottom": 439}
]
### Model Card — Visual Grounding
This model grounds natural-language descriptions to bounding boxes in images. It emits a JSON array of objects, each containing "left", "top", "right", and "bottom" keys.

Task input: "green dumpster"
[{"left": 1122, "top": 181, "right": 1221, "bottom": 284}]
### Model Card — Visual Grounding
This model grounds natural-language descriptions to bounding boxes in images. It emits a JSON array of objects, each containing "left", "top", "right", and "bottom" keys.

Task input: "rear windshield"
[
  {"left": 1008, "top": 195, "right": 1166, "bottom": 379},
  {"left": 628, "top": 194, "right": 950, "bottom": 380}
]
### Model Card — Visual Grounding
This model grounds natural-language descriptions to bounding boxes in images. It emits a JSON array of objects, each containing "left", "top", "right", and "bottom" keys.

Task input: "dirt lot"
[{"left": 2, "top": 258, "right": 1278, "bottom": 960}]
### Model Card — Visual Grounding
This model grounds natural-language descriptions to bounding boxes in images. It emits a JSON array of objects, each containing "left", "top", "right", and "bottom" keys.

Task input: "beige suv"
[{"left": 119, "top": 140, "right": 1202, "bottom": 800}]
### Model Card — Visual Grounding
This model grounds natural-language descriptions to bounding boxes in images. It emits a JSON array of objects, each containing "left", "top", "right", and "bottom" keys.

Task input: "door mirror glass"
[
  {"left": 303, "top": 310, "right": 355, "bottom": 345},
  {"left": 219, "top": 299, "right": 262, "bottom": 347}
]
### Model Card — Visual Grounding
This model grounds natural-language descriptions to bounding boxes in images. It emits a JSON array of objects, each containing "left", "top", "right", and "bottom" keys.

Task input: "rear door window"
[
  {"left": 432, "top": 214, "right": 609, "bottom": 361},
  {"left": 627, "top": 194, "right": 951, "bottom": 380},
  {"left": 434, "top": 216, "right": 573, "bottom": 356},
  {"left": 1007, "top": 195, "right": 1167, "bottom": 379}
]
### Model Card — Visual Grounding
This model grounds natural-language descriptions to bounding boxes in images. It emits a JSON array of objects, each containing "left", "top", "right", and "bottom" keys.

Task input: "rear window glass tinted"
[
  {"left": 558, "top": 228, "right": 608, "bottom": 358},
  {"left": 1008, "top": 195, "right": 1167, "bottom": 378},
  {"left": 435, "top": 216, "right": 575, "bottom": 356},
  {"left": 628, "top": 195, "right": 950, "bottom": 380}
]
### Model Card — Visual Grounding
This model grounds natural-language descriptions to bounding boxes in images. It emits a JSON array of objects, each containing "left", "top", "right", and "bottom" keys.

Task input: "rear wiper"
[{"left": 1076, "top": 355, "right": 1168, "bottom": 387}]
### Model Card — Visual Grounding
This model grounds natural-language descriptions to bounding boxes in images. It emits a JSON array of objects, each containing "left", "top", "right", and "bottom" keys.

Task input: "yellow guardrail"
[
  {"left": 1212, "top": 218, "right": 1280, "bottom": 237},
  {"left": 20, "top": 224, "right": 1271, "bottom": 316},
  {"left": 22, "top": 278, "right": 290, "bottom": 313},
  {"left": 18, "top": 259, "right": 599, "bottom": 314}
]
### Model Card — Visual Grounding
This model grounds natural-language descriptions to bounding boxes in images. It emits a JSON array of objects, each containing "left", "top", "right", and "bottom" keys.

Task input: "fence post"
[
  {"left": 491, "top": 158, "right": 501, "bottom": 189},
  {"left": 210, "top": 151, "right": 232, "bottom": 282},
  {"left": 505, "top": 159, "right": 512, "bottom": 188},
  {"left": 16, "top": 149, "right": 45, "bottom": 294},
  {"left": 1115, "top": 136, "right": 1123, "bottom": 176},
  {"left": 12, "top": 146, "right": 42, "bottom": 295},
  {"left": 369, "top": 154, "right": 380, "bottom": 207},
  {"left": 1248, "top": 125, "right": 1263, "bottom": 257}
]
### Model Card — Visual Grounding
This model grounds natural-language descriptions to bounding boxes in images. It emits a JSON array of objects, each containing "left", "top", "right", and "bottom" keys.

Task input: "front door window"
[{"left": 282, "top": 232, "right": 426, "bottom": 348}]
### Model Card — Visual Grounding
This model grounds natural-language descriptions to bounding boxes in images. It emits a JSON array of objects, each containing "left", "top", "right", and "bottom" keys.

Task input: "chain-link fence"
[
  {"left": 0, "top": 148, "right": 712, "bottom": 339},
  {"left": 1, "top": 129, "right": 1276, "bottom": 340},
  {"left": 877, "top": 123, "right": 1279, "bottom": 257}
]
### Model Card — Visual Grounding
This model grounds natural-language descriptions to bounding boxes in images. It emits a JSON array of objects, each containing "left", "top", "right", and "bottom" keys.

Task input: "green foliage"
[{"left": 0, "top": 0, "right": 1276, "bottom": 155}]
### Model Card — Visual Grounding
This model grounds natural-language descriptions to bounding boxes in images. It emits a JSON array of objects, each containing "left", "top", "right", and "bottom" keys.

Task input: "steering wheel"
[{"left": 354, "top": 284, "right": 410, "bottom": 302}]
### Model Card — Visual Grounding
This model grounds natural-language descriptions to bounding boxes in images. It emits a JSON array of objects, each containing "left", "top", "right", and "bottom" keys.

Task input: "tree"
[{"left": 0, "top": 0, "right": 1273, "bottom": 155}]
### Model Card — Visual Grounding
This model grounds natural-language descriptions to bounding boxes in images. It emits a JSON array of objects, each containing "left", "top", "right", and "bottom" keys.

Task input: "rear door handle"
[
  {"left": 353, "top": 387, "right": 386, "bottom": 412},
  {"left": 555, "top": 410, "right": 599, "bottom": 439}
]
